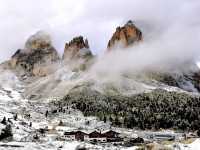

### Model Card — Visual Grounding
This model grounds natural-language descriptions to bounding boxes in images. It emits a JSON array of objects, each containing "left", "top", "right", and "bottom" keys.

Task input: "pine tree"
[
  {"left": 29, "top": 122, "right": 32, "bottom": 127},
  {"left": 45, "top": 110, "right": 48, "bottom": 118},
  {"left": 197, "top": 129, "right": 200, "bottom": 137},
  {"left": 1, "top": 117, "right": 6, "bottom": 125},
  {"left": 14, "top": 114, "right": 18, "bottom": 121},
  {"left": 109, "top": 116, "right": 113, "bottom": 124},
  {"left": 0, "top": 124, "right": 12, "bottom": 140},
  {"left": 103, "top": 115, "right": 107, "bottom": 123},
  {"left": 58, "top": 120, "right": 63, "bottom": 126},
  {"left": 114, "top": 116, "right": 121, "bottom": 126},
  {"left": 123, "top": 117, "right": 128, "bottom": 128}
]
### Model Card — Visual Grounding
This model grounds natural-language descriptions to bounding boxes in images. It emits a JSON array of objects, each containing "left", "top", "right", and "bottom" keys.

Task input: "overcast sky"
[{"left": 0, "top": 0, "right": 200, "bottom": 63}]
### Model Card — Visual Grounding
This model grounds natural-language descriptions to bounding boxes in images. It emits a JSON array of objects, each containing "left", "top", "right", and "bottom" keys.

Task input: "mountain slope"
[{"left": 0, "top": 20, "right": 200, "bottom": 131}]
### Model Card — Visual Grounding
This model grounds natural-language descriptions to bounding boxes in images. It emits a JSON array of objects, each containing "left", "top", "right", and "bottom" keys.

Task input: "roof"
[
  {"left": 75, "top": 131, "right": 88, "bottom": 135},
  {"left": 103, "top": 130, "right": 119, "bottom": 135},
  {"left": 64, "top": 131, "right": 88, "bottom": 136},
  {"left": 64, "top": 130, "right": 120, "bottom": 138},
  {"left": 64, "top": 131, "right": 76, "bottom": 135},
  {"left": 89, "top": 131, "right": 105, "bottom": 138}
]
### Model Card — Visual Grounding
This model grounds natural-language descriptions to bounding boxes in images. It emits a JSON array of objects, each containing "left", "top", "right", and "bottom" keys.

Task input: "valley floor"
[
  {"left": 0, "top": 85, "right": 199, "bottom": 150},
  {"left": 0, "top": 70, "right": 199, "bottom": 150}
]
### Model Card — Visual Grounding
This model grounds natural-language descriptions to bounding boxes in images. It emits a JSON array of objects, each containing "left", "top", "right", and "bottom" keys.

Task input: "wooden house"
[
  {"left": 85, "top": 131, "right": 107, "bottom": 143},
  {"left": 63, "top": 131, "right": 88, "bottom": 141}
]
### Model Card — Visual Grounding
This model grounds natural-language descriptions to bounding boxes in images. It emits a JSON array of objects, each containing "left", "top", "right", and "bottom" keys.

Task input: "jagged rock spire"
[
  {"left": 63, "top": 36, "right": 92, "bottom": 59},
  {"left": 107, "top": 20, "right": 142, "bottom": 50}
]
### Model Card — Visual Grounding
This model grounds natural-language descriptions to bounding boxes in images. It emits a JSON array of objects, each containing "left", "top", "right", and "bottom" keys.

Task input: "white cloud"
[{"left": 0, "top": 0, "right": 199, "bottom": 66}]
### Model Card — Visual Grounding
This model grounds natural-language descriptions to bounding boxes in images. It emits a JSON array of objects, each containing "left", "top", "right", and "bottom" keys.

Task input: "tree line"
[{"left": 62, "top": 88, "right": 200, "bottom": 132}]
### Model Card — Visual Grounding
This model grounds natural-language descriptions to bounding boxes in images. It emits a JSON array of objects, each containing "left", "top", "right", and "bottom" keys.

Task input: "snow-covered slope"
[
  {"left": 0, "top": 68, "right": 140, "bottom": 149},
  {"left": 19, "top": 63, "right": 200, "bottom": 101}
]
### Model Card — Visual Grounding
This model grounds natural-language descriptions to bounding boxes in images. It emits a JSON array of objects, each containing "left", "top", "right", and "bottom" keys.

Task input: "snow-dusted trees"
[
  {"left": 1, "top": 117, "right": 6, "bottom": 125},
  {"left": 14, "top": 114, "right": 18, "bottom": 121},
  {"left": 61, "top": 88, "right": 200, "bottom": 131},
  {"left": 197, "top": 129, "right": 200, "bottom": 137},
  {"left": 45, "top": 110, "right": 48, "bottom": 118},
  {"left": 0, "top": 124, "right": 13, "bottom": 140}
]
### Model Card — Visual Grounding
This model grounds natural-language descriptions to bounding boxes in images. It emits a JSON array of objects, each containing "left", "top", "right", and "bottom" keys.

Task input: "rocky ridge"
[
  {"left": 2, "top": 20, "right": 200, "bottom": 94},
  {"left": 2, "top": 20, "right": 199, "bottom": 95},
  {"left": 0, "top": 20, "right": 200, "bottom": 150},
  {"left": 8, "top": 33, "right": 94, "bottom": 77}
]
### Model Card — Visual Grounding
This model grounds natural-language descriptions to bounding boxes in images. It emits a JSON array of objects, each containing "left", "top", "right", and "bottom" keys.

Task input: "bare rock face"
[
  {"left": 63, "top": 36, "right": 92, "bottom": 59},
  {"left": 10, "top": 31, "right": 59, "bottom": 76},
  {"left": 107, "top": 20, "right": 142, "bottom": 50}
]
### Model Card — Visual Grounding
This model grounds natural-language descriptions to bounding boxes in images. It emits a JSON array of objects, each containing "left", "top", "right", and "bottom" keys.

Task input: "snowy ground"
[
  {"left": 0, "top": 141, "right": 140, "bottom": 150},
  {"left": 0, "top": 70, "right": 139, "bottom": 149},
  {"left": 0, "top": 69, "right": 199, "bottom": 149}
]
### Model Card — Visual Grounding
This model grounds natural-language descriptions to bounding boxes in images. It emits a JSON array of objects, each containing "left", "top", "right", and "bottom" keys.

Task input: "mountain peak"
[
  {"left": 25, "top": 31, "right": 52, "bottom": 51},
  {"left": 107, "top": 20, "right": 142, "bottom": 50},
  {"left": 125, "top": 20, "right": 134, "bottom": 26},
  {"left": 63, "top": 36, "right": 92, "bottom": 59},
  {"left": 9, "top": 31, "right": 59, "bottom": 76}
]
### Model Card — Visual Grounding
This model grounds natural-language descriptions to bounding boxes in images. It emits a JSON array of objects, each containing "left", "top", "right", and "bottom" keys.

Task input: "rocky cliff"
[
  {"left": 0, "top": 21, "right": 200, "bottom": 133},
  {"left": 63, "top": 36, "right": 92, "bottom": 60},
  {"left": 6, "top": 22, "right": 200, "bottom": 93},
  {"left": 107, "top": 20, "right": 142, "bottom": 50},
  {"left": 10, "top": 31, "right": 59, "bottom": 76}
]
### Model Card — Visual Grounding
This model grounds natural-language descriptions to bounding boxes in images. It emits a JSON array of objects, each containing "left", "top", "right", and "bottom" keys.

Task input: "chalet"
[
  {"left": 103, "top": 130, "right": 120, "bottom": 139},
  {"left": 85, "top": 131, "right": 107, "bottom": 143},
  {"left": 75, "top": 131, "right": 88, "bottom": 141},
  {"left": 63, "top": 131, "right": 88, "bottom": 141},
  {"left": 63, "top": 131, "right": 76, "bottom": 141},
  {"left": 102, "top": 130, "right": 122, "bottom": 143},
  {"left": 62, "top": 130, "right": 121, "bottom": 143}
]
